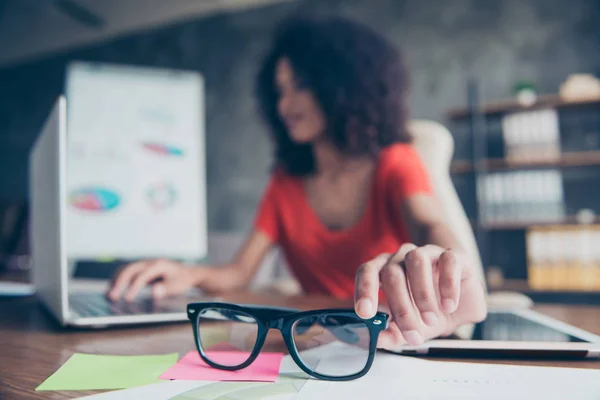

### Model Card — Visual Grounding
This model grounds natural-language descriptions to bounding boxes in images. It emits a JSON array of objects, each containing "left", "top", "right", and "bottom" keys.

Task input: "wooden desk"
[{"left": 1, "top": 294, "right": 599, "bottom": 400}]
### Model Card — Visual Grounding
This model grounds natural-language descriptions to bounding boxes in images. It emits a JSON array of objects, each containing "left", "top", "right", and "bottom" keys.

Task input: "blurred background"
[{"left": 1, "top": 0, "right": 599, "bottom": 301}]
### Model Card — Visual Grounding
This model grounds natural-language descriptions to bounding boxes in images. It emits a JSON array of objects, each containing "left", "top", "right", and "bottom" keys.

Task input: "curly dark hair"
[{"left": 256, "top": 15, "right": 412, "bottom": 176}]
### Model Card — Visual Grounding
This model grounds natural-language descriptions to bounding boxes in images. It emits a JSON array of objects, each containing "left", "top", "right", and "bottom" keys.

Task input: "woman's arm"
[
  {"left": 108, "top": 229, "right": 274, "bottom": 301},
  {"left": 400, "top": 193, "right": 461, "bottom": 250},
  {"left": 195, "top": 230, "right": 275, "bottom": 293},
  {"left": 354, "top": 192, "right": 487, "bottom": 348}
]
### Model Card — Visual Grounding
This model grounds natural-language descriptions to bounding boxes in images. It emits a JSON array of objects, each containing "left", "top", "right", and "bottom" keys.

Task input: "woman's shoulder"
[
  {"left": 376, "top": 142, "right": 432, "bottom": 196},
  {"left": 264, "top": 167, "right": 300, "bottom": 192},
  {"left": 378, "top": 142, "right": 423, "bottom": 171},
  {"left": 269, "top": 166, "right": 293, "bottom": 181}
]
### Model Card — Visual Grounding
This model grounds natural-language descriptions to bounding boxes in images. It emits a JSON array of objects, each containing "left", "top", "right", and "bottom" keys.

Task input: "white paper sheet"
[
  {"left": 298, "top": 353, "right": 600, "bottom": 400},
  {"left": 76, "top": 380, "right": 211, "bottom": 400}
]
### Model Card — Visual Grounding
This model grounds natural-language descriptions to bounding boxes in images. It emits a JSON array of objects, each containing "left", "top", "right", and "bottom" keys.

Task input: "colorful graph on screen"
[
  {"left": 70, "top": 188, "right": 121, "bottom": 212},
  {"left": 142, "top": 142, "right": 184, "bottom": 156},
  {"left": 147, "top": 182, "right": 177, "bottom": 210}
]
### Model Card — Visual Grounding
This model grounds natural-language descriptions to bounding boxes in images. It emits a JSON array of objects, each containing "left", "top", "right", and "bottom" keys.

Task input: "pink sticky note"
[
  {"left": 159, "top": 351, "right": 284, "bottom": 382},
  {"left": 205, "top": 342, "right": 241, "bottom": 352}
]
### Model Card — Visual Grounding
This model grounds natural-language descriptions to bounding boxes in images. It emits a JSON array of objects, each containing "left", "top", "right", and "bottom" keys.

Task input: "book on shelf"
[
  {"left": 476, "top": 170, "right": 565, "bottom": 225},
  {"left": 501, "top": 108, "right": 561, "bottom": 163},
  {"left": 526, "top": 224, "right": 600, "bottom": 292}
]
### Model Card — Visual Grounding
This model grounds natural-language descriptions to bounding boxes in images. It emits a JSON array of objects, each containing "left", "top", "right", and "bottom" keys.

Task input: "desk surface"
[{"left": 1, "top": 293, "right": 600, "bottom": 400}]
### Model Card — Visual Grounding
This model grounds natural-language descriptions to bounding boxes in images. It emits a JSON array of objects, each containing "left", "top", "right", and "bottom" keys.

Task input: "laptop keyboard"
[{"left": 69, "top": 292, "right": 182, "bottom": 318}]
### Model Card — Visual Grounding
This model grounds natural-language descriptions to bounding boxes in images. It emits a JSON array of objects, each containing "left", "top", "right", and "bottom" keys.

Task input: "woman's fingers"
[
  {"left": 354, "top": 254, "right": 389, "bottom": 318},
  {"left": 357, "top": 244, "right": 469, "bottom": 348},
  {"left": 403, "top": 247, "right": 439, "bottom": 327},
  {"left": 437, "top": 249, "right": 462, "bottom": 313},
  {"left": 107, "top": 262, "right": 148, "bottom": 301},
  {"left": 376, "top": 322, "right": 405, "bottom": 350},
  {"left": 395, "top": 243, "right": 418, "bottom": 261},
  {"left": 380, "top": 251, "right": 423, "bottom": 345},
  {"left": 124, "top": 262, "right": 169, "bottom": 302},
  {"left": 366, "top": 245, "right": 474, "bottom": 349}
]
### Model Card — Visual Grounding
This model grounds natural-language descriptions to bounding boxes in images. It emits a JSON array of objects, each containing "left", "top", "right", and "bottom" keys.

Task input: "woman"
[{"left": 108, "top": 16, "right": 486, "bottom": 349}]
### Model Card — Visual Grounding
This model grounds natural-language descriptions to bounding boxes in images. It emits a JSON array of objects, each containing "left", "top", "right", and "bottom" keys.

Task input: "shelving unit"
[
  {"left": 448, "top": 86, "right": 600, "bottom": 302},
  {"left": 447, "top": 94, "right": 600, "bottom": 119},
  {"left": 451, "top": 150, "right": 600, "bottom": 174},
  {"left": 477, "top": 216, "right": 600, "bottom": 231}
]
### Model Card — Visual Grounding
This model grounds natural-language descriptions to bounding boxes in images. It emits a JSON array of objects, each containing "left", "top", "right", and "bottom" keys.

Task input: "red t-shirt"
[{"left": 254, "top": 143, "right": 433, "bottom": 299}]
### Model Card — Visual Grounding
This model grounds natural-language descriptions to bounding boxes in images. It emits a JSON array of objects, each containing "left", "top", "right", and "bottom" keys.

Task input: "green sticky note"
[{"left": 36, "top": 353, "right": 179, "bottom": 391}]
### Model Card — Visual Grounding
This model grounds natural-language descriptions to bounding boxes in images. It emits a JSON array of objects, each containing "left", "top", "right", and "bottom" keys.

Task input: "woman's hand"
[
  {"left": 107, "top": 259, "right": 201, "bottom": 302},
  {"left": 107, "top": 230, "right": 274, "bottom": 302},
  {"left": 354, "top": 243, "right": 487, "bottom": 349}
]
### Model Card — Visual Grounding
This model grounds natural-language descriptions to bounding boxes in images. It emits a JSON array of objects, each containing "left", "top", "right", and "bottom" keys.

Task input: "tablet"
[{"left": 386, "top": 308, "right": 600, "bottom": 359}]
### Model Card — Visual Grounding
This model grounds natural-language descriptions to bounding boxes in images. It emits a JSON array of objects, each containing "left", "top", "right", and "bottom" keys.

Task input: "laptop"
[{"left": 30, "top": 90, "right": 210, "bottom": 328}]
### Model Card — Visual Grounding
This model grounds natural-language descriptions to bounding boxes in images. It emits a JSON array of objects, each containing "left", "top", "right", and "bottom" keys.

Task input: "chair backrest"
[{"left": 408, "top": 120, "right": 486, "bottom": 290}]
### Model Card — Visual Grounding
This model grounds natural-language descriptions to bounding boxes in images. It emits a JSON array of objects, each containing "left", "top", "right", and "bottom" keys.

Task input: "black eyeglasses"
[{"left": 186, "top": 302, "right": 389, "bottom": 381}]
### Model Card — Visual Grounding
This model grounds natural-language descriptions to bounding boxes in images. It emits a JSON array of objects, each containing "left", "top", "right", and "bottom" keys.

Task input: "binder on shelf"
[
  {"left": 477, "top": 170, "right": 565, "bottom": 226},
  {"left": 526, "top": 224, "right": 600, "bottom": 292},
  {"left": 501, "top": 108, "right": 561, "bottom": 164}
]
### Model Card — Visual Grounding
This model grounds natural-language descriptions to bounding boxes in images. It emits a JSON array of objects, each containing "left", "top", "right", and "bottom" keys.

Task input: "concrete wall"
[
  {"left": 1, "top": 0, "right": 599, "bottom": 233},
  {"left": 0, "top": 0, "right": 294, "bottom": 67}
]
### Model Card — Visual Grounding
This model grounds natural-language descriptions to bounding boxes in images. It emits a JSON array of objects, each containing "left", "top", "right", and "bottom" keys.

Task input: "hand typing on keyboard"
[
  {"left": 108, "top": 259, "right": 200, "bottom": 302},
  {"left": 106, "top": 231, "right": 272, "bottom": 302}
]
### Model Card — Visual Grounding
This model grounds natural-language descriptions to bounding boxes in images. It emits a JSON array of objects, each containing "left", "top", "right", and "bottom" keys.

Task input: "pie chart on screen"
[
  {"left": 70, "top": 188, "right": 121, "bottom": 212},
  {"left": 147, "top": 182, "right": 177, "bottom": 210},
  {"left": 142, "top": 142, "right": 184, "bottom": 157}
]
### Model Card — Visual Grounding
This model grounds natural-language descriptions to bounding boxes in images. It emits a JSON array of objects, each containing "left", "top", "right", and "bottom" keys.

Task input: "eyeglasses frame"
[{"left": 186, "top": 302, "right": 389, "bottom": 381}]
